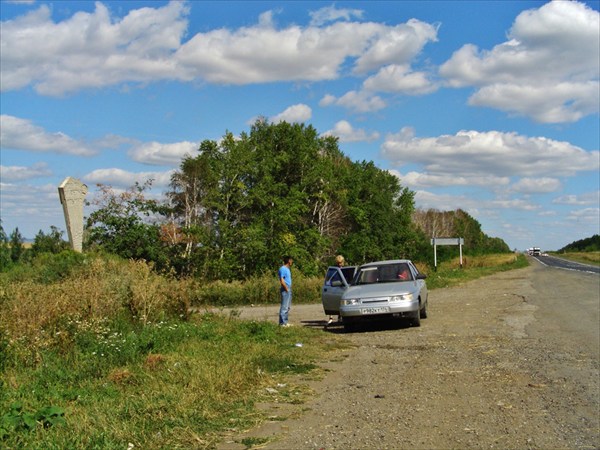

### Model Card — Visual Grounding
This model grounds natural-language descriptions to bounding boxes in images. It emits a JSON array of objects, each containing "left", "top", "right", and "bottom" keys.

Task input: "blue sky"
[{"left": 1, "top": 0, "right": 598, "bottom": 252}]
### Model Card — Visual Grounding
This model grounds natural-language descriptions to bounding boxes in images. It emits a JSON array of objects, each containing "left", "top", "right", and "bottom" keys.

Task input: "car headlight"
[
  {"left": 390, "top": 293, "right": 413, "bottom": 302},
  {"left": 341, "top": 298, "right": 359, "bottom": 306}
]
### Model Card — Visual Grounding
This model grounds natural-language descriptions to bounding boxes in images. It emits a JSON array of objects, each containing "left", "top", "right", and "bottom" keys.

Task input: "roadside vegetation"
[
  {"left": 0, "top": 250, "right": 527, "bottom": 448},
  {"left": 549, "top": 251, "right": 600, "bottom": 266},
  {"left": 551, "top": 234, "right": 600, "bottom": 266},
  {"left": 1, "top": 120, "right": 524, "bottom": 448}
]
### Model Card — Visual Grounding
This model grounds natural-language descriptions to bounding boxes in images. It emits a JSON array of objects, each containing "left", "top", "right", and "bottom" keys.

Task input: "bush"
[{"left": 0, "top": 255, "right": 194, "bottom": 367}]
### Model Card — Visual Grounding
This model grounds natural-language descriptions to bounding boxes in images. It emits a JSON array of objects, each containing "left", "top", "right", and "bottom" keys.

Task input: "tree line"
[{"left": 1, "top": 120, "right": 511, "bottom": 278}]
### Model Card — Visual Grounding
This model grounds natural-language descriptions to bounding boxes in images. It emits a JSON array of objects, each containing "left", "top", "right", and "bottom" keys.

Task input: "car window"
[
  {"left": 324, "top": 268, "right": 337, "bottom": 283},
  {"left": 341, "top": 267, "right": 355, "bottom": 284},
  {"left": 356, "top": 263, "right": 413, "bottom": 284}
]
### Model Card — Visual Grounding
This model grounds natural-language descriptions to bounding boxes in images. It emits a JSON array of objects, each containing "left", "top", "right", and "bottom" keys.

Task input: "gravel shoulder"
[{"left": 216, "top": 263, "right": 599, "bottom": 449}]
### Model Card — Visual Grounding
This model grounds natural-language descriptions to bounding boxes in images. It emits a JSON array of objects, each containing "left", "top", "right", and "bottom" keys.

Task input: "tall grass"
[{"left": 0, "top": 253, "right": 346, "bottom": 448}]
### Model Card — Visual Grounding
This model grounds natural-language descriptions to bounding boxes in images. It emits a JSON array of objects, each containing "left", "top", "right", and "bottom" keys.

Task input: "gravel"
[{"left": 216, "top": 264, "right": 599, "bottom": 449}]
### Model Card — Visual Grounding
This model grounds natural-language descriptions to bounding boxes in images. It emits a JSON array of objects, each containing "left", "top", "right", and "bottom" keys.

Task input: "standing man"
[{"left": 278, "top": 256, "right": 293, "bottom": 327}]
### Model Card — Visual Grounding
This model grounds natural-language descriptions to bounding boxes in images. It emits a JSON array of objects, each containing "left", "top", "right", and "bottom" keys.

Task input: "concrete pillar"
[{"left": 58, "top": 177, "right": 88, "bottom": 252}]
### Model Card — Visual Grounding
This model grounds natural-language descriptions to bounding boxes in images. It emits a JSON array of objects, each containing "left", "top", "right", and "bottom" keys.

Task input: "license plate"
[{"left": 360, "top": 306, "right": 390, "bottom": 315}]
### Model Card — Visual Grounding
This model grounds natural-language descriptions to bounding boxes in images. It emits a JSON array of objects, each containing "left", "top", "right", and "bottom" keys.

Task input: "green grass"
[
  {"left": 1, "top": 314, "right": 345, "bottom": 449},
  {"left": 0, "top": 252, "right": 528, "bottom": 448},
  {"left": 424, "top": 253, "right": 529, "bottom": 290}
]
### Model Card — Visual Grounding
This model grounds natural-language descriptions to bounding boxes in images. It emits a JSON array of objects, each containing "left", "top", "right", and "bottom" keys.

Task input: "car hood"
[{"left": 342, "top": 281, "right": 419, "bottom": 299}]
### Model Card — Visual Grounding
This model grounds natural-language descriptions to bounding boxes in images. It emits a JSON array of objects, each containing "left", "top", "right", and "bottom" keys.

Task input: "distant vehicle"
[
  {"left": 528, "top": 247, "right": 541, "bottom": 256},
  {"left": 321, "top": 259, "right": 428, "bottom": 331}
]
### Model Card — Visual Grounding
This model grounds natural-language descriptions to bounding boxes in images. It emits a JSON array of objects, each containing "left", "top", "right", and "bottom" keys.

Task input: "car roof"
[{"left": 360, "top": 259, "right": 412, "bottom": 267}]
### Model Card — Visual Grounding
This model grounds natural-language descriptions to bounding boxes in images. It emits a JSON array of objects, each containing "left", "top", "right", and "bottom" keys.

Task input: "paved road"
[{"left": 532, "top": 254, "right": 600, "bottom": 274}]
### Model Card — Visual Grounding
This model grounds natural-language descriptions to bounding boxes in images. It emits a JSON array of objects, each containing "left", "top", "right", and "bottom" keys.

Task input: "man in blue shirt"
[{"left": 278, "top": 256, "right": 293, "bottom": 326}]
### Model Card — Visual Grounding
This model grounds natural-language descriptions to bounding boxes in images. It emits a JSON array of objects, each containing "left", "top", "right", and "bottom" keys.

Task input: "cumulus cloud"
[
  {"left": 363, "top": 64, "right": 437, "bottom": 94},
  {"left": 389, "top": 169, "right": 509, "bottom": 188},
  {"left": 84, "top": 168, "right": 174, "bottom": 189},
  {"left": 553, "top": 190, "right": 600, "bottom": 206},
  {"left": 0, "top": 162, "right": 52, "bottom": 182},
  {"left": 1, "top": 2, "right": 438, "bottom": 95},
  {"left": 0, "top": 2, "right": 190, "bottom": 95},
  {"left": 309, "top": 5, "right": 363, "bottom": 26},
  {"left": 439, "top": 1, "right": 599, "bottom": 123},
  {"left": 319, "top": 90, "right": 386, "bottom": 113},
  {"left": 322, "top": 120, "right": 380, "bottom": 143},
  {"left": 382, "top": 127, "right": 599, "bottom": 178},
  {"left": 128, "top": 141, "right": 199, "bottom": 166},
  {"left": 0, "top": 182, "right": 64, "bottom": 230},
  {"left": 269, "top": 104, "right": 312, "bottom": 124},
  {"left": 0, "top": 115, "right": 96, "bottom": 156},
  {"left": 353, "top": 19, "right": 438, "bottom": 75},
  {"left": 509, "top": 177, "right": 562, "bottom": 194},
  {"left": 566, "top": 207, "right": 600, "bottom": 224},
  {"left": 415, "top": 189, "right": 540, "bottom": 214}
]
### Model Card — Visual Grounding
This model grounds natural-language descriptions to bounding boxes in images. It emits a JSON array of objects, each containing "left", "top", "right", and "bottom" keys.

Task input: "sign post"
[{"left": 431, "top": 237, "right": 464, "bottom": 271}]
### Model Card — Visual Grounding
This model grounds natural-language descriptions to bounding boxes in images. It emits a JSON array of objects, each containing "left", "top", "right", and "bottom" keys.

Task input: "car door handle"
[{"left": 323, "top": 288, "right": 328, "bottom": 292}]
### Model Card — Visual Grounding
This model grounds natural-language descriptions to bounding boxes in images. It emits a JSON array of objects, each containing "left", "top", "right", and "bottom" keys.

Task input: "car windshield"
[{"left": 354, "top": 263, "right": 413, "bottom": 284}]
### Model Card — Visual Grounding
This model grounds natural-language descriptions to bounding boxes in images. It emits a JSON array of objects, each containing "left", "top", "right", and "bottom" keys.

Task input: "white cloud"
[
  {"left": 0, "top": 2, "right": 190, "bottom": 95},
  {"left": 509, "top": 177, "right": 562, "bottom": 194},
  {"left": 553, "top": 190, "right": 600, "bottom": 206},
  {"left": 84, "top": 168, "right": 174, "bottom": 189},
  {"left": 319, "top": 90, "right": 386, "bottom": 113},
  {"left": 309, "top": 5, "right": 363, "bottom": 26},
  {"left": 389, "top": 169, "right": 509, "bottom": 188},
  {"left": 363, "top": 64, "right": 437, "bottom": 95},
  {"left": 1, "top": 3, "right": 438, "bottom": 95},
  {"left": 382, "top": 128, "right": 599, "bottom": 178},
  {"left": 414, "top": 189, "right": 539, "bottom": 213},
  {"left": 269, "top": 104, "right": 312, "bottom": 124},
  {"left": 322, "top": 120, "right": 379, "bottom": 143},
  {"left": 0, "top": 115, "right": 96, "bottom": 156},
  {"left": 128, "top": 141, "right": 198, "bottom": 166},
  {"left": 439, "top": 1, "right": 599, "bottom": 123},
  {"left": 415, "top": 190, "right": 540, "bottom": 216},
  {"left": 0, "top": 182, "right": 65, "bottom": 234},
  {"left": 353, "top": 19, "right": 438, "bottom": 75},
  {"left": 0, "top": 162, "right": 52, "bottom": 182},
  {"left": 566, "top": 207, "right": 600, "bottom": 224}
]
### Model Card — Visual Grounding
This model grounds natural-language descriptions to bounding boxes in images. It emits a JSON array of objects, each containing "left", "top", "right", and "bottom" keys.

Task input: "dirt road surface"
[{"left": 217, "top": 262, "right": 599, "bottom": 449}]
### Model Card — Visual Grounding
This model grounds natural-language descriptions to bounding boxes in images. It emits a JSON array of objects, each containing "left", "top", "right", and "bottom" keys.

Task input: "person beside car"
[
  {"left": 278, "top": 256, "right": 293, "bottom": 327},
  {"left": 327, "top": 255, "right": 345, "bottom": 325}
]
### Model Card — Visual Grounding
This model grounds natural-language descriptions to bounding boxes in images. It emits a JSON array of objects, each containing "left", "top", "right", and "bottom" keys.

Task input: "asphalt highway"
[{"left": 532, "top": 254, "right": 600, "bottom": 274}]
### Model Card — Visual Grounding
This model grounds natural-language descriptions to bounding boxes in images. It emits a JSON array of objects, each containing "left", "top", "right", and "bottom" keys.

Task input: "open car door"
[{"left": 321, "top": 266, "right": 356, "bottom": 315}]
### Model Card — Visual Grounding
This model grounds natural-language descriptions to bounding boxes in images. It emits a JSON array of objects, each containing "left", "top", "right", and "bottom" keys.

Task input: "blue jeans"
[{"left": 279, "top": 289, "right": 292, "bottom": 325}]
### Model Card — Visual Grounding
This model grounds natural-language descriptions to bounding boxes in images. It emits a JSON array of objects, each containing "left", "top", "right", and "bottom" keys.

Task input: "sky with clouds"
[{"left": 1, "top": 0, "right": 598, "bottom": 252}]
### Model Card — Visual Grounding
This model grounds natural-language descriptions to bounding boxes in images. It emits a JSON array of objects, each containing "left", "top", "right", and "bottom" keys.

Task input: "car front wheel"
[
  {"left": 420, "top": 299, "right": 428, "bottom": 319},
  {"left": 411, "top": 309, "right": 421, "bottom": 327}
]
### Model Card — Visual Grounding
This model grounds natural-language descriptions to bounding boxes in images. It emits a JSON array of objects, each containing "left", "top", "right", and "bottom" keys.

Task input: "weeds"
[{"left": 0, "top": 251, "right": 525, "bottom": 448}]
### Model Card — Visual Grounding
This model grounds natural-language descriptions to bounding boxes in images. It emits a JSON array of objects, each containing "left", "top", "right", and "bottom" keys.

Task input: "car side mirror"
[
  {"left": 331, "top": 280, "right": 343, "bottom": 287},
  {"left": 416, "top": 273, "right": 427, "bottom": 280}
]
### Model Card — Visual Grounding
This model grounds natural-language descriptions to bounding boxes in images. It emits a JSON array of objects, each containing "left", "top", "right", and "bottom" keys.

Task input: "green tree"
[
  {"left": 0, "top": 222, "right": 11, "bottom": 271},
  {"left": 86, "top": 182, "right": 169, "bottom": 269},
  {"left": 166, "top": 119, "right": 422, "bottom": 279},
  {"left": 9, "top": 227, "right": 24, "bottom": 263},
  {"left": 30, "top": 226, "right": 69, "bottom": 256}
]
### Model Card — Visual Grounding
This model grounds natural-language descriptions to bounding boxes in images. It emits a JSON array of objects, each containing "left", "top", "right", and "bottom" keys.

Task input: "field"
[{"left": 0, "top": 252, "right": 527, "bottom": 448}]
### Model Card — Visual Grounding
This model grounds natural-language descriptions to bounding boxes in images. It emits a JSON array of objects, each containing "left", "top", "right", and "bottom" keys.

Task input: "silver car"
[{"left": 321, "top": 259, "right": 428, "bottom": 331}]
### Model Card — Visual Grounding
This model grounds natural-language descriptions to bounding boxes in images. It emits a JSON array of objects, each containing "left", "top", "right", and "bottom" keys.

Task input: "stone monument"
[{"left": 58, "top": 177, "right": 88, "bottom": 252}]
